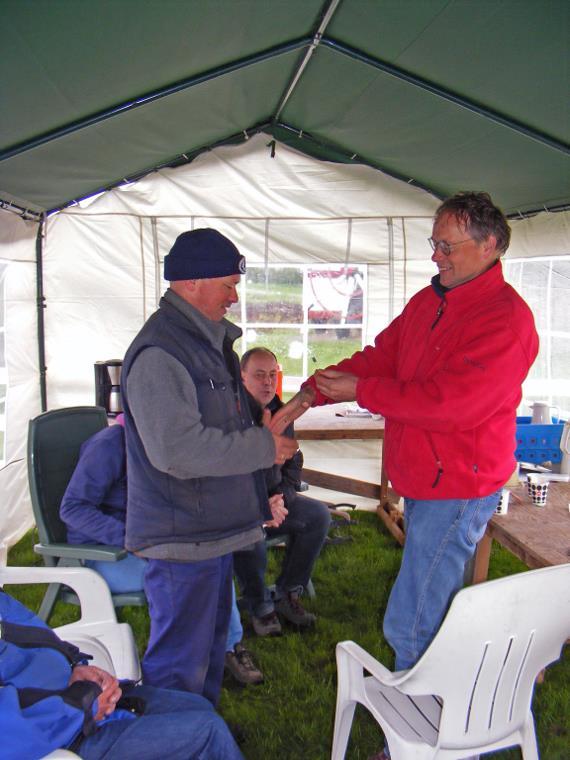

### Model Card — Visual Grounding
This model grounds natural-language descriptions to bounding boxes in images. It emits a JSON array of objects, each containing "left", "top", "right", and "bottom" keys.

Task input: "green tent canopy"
[{"left": 1, "top": 0, "right": 569, "bottom": 216}]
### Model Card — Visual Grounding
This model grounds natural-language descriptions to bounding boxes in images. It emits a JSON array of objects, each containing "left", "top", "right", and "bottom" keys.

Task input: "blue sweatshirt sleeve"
[{"left": 59, "top": 425, "right": 127, "bottom": 546}]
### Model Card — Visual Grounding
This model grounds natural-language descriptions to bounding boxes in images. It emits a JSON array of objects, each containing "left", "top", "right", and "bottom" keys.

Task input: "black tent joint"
[{"left": 0, "top": 200, "right": 42, "bottom": 222}]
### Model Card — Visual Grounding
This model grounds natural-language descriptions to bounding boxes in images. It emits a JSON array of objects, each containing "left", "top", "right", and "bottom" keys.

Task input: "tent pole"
[
  {"left": 35, "top": 217, "right": 47, "bottom": 412},
  {"left": 273, "top": 0, "right": 342, "bottom": 121},
  {"left": 0, "top": 41, "right": 309, "bottom": 164},
  {"left": 322, "top": 38, "right": 569, "bottom": 155}
]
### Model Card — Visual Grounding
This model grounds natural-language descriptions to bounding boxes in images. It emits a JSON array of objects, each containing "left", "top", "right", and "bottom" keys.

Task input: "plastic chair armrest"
[
  {"left": 0, "top": 566, "right": 118, "bottom": 623},
  {"left": 337, "top": 640, "right": 414, "bottom": 687},
  {"left": 34, "top": 543, "right": 127, "bottom": 562}
]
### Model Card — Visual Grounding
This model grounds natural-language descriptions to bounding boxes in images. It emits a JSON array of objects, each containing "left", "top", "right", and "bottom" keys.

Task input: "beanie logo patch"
[{"left": 238, "top": 255, "right": 247, "bottom": 274}]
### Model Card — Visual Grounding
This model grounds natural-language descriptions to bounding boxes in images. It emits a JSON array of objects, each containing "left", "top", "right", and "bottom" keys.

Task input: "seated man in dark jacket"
[
  {"left": 234, "top": 348, "right": 331, "bottom": 634},
  {"left": 0, "top": 590, "right": 244, "bottom": 759}
]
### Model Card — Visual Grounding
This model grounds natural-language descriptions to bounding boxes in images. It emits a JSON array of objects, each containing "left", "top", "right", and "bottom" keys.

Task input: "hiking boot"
[
  {"left": 275, "top": 591, "right": 316, "bottom": 627},
  {"left": 251, "top": 610, "right": 282, "bottom": 636},
  {"left": 224, "top": 642, "right": 264, "bottom": 685}
]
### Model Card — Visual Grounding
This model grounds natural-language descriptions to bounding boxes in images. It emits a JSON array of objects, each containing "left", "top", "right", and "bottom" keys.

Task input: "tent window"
[
  {"left": 504, "top": 257, "right": 570, "bottom": 419},
  {"left": 228, "top": 264, "right": 366, "bottom": 393}
]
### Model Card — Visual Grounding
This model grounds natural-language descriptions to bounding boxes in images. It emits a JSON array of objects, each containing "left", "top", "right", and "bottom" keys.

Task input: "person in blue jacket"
[
  {"left": 0, "top": 590, "right": 244, "bottom": 759},
  {"left": 60, "top": 413, "right": 147, "bottom": 593}
]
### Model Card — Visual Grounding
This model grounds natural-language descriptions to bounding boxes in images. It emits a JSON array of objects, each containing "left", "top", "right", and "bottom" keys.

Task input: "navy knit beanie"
[{"left": 164, "top": 228, "right": 246, "bottom": 281}]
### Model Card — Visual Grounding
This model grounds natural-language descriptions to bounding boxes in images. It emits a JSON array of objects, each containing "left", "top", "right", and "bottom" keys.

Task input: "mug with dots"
[
  {"left": 526, "top": 474, "right": 549, "bottom": 507},
  {"left": 495, "top": 488, "right": 510, "bottom": 515}
]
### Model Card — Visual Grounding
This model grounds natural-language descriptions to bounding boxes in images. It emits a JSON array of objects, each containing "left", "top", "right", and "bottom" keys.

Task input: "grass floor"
[{"left": 6, "top": 513, "right": 570, "bottom": 760}]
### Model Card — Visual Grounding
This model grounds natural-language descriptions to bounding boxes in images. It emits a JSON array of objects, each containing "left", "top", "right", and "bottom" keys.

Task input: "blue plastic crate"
[{"left": 515, "top": 416, "right": 565, "bottom": 464}]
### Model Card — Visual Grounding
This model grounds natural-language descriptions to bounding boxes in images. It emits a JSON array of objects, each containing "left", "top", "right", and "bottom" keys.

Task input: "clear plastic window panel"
[
  {"left": 229, "top": 264, "right": 367, "bottom": 393},
  {"left": 504, "top": 258, "right": 570, "bottom": 419}
]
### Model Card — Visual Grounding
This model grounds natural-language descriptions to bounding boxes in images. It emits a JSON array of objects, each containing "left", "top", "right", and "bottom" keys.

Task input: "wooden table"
[
  {"left": 473, "top": 481, "right": 570, "bottom": 583},
  {"left": 294, "top": 405, "right": 405, "bottom": 544}
]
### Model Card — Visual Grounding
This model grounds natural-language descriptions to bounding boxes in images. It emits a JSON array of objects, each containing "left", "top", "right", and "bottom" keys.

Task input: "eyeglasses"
[{"left": 428, "top": 237, "right": 474, "bottom": 257}]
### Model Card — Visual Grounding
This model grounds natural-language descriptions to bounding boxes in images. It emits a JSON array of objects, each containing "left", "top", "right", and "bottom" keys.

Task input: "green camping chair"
[{"left": 27, "top": 406, "right": 146, "bottom": 622}]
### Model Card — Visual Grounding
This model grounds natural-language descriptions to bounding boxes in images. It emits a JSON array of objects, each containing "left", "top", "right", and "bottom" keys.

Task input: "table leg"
[
  {"left": 380, "top": 464, "right": 389, "bottom": 504},
  {"left": 377, "top": 442, "right": 405, "bottom": 545},
  {"left": 471, "top": 531, "right": 492, "bottom": 584}
]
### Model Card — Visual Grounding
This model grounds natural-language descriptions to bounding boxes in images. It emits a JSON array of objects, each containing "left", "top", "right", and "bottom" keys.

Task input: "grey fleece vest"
[{"left": 122, "top": 298, "right": 266, "bottom": 552}]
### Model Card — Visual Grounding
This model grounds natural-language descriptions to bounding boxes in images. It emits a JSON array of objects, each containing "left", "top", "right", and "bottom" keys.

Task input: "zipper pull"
[
  {"left": 431, "top": 462, "right": 443, "bottom": 488},
  {"left": 431, "top": 299, "right": 446, "bottom": 330}
]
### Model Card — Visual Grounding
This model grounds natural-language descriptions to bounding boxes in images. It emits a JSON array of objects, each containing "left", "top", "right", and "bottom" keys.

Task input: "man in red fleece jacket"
[{"left": 275, "top": 192, "right": 539, "bottom": 685}]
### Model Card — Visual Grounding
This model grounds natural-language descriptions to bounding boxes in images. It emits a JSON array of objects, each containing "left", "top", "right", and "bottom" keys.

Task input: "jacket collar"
[
  {"left": 245, "top": 390, "right": 282, "bottom": 425},
  {"left": 430, "top": 259, "right": 505, "bottom": 306},
  {"left": 161, "top": 287, "right": 242, "bottom": 352}
]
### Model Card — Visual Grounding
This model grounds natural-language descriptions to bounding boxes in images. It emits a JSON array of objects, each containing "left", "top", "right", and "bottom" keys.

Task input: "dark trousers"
[
  {"left": 234, "top": 494, "right": 331, "bottom": 616},
  {"left": 142, "top": 554, "right": 233, "bottom": 706}
]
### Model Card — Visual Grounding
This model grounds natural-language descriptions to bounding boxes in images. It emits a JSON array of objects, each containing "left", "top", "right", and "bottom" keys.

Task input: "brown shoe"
[
  {"left": 251, "top": 610, "right": 282, "bottom": 636},
  {"left": 275, "top": 591, "right": 316, "bottom": 627},
  {"left": 224, "top": 642, "right": 264, "bottom": 685}
]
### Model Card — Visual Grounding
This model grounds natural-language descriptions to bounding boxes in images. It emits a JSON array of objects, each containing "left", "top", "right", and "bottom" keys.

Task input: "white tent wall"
[
  {"left": 41, "top": 136, "right": 441, "bottom": 411},
  {"left": 0, "top": 209, "right": 41, "bottom": 545},
  {"left": 43, "top": 212, "right": 159, "bottom": 408},
  {"left": 1, "top": 137, "right": 569, "bottom": 548}
]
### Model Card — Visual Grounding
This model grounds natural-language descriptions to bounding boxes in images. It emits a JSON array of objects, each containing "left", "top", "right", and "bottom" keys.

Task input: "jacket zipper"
[
  {"left": 426, "top": 432, "right": 444, "bottom": 488},
  {"left": 432, "top": 462, "right": 444, "bottom": 488},
  {"left": 431, "top": 297, "right": 447, "bottom": 329}
]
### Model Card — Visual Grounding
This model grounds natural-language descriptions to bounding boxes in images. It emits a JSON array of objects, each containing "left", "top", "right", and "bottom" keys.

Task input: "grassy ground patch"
[{"left": 6, "top": 513, "right": 570, "bottom": 759}]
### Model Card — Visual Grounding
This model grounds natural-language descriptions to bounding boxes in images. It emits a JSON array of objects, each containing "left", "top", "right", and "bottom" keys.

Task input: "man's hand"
[
  {"left": 314, "top": 369, "right": 358, "bottom": 402},
  {"left": 69, "top": 664, "right": 122, "bottom": 721},
  {"left": 262, "top": 409, "right": 299, "bottom": 464},
  {"left": 264, "top": 493, "right": 288, "bottom": 528},
  {"left": 269, "top": 386, "right": 316, "bottom": 434}
]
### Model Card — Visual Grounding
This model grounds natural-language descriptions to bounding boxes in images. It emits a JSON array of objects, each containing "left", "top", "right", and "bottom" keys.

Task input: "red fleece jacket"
[{"left": 306, "top": 263, "right": 539, "bottom": 499}]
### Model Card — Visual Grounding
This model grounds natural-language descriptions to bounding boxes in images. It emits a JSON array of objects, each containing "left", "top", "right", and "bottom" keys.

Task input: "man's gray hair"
[{"left": 435, "top": 191, "right": 511, "bottom": 255}]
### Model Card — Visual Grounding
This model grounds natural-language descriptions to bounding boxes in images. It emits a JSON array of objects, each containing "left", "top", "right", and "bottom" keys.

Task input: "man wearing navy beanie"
[{"left": 121, "top": 228, "right": 295, "bottom": 705}]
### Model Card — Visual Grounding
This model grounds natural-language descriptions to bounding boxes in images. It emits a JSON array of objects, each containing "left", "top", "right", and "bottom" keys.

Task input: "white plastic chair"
[
  {"left": 0, "top": 565, "right": 141, "bottom": 681},
  {"left": 332, "top": 563, "right": 570, "bottom": 760}
]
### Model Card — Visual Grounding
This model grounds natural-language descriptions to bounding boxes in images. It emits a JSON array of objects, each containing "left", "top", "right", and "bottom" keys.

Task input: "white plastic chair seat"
[
  {"left": 332, "top": 563, "right": 570, "bottom": 760},
  {"left": 364, "top": 674, "right": 441, "bottom": 748}
]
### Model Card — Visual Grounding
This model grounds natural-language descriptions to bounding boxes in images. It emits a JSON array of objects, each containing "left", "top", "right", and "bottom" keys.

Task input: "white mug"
[
  {"left": 560, "top": 421, "right": 570, "bottom": 476},
  {"left": 530, "top": 401, "right": 559, "bottom": 425},
  {"left": 495, "top": 489, "right": 510, "bottom": 515}
]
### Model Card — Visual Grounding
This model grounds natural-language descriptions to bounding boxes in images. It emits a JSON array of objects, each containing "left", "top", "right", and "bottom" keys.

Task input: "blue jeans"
[
  {"left": 78, "top": 684, "right": 244, "bottom": 759},
  {"left": 226, "top": 582, "right": 243, "bottom": 652},
  {"left": 233, "top": 494, "right": 331, "bottom": 616},
  {"left": 86, "top": 552, "right": 147, "bottom": 593},
  {"left": 383, "top": 492, "right": 500, "bottom": 670},
  {"left": 142, "top": 555, "right": 233, "bottom": 706}
]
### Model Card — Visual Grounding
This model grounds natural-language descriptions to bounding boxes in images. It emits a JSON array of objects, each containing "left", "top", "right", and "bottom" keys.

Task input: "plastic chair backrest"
[
  {"left": 28, "top": 407, "right": 109, "bottom": 545},
  {"left": 401, "top": 563, "right": 570, "bottom": 751}
]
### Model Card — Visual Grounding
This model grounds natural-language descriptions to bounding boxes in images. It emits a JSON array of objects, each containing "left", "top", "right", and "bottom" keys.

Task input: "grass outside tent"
[{"left": 7, "top": 513, "right": 570, "bottom": 760}]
